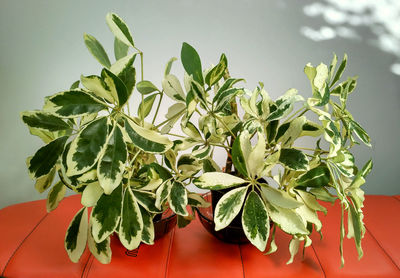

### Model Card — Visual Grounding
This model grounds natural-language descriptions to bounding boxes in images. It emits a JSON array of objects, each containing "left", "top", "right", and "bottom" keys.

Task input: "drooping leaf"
[
  {"left": 181, "top": 42, "right": 203, "bottom": 85},
  {"left": 91, "top": 183, "right": 123, "bottom": 243},
  {"left": 21, "top": 111, "right": 71, "bottom": 132},
  {"left": 267, "top": 205, "right": 309, "bottom": 235},
  {"left": 214, "top": 186, "right": 248, "bottom": 231},
  {"left": 97, "top": 124, "right": 127, "bottom": 194},
  {"left": 261, "top": 186, "right": 303, "bottom": 209},
  {"left": 193, "top": 172, "right": 247, "bottom": 190},
  {"left": 164, "top": 57, "right": 177, "bottom": 77},
  {"left": 65, "top": 207, "right": 88, "bottom": 263},
  {"left": 242, "top": 191, "right": 270, "bottom": 251},
  {"left": 279, "top": 148, "right": 309, "bottom": 171},
  {"left": 124, "top": 118, "right": 173, "bottom": 153},
  {"left": 81, "top": 182, "right": 104, "bottom": 207},
  {"left": 83, "top": 33, "right": 111, "bottom": 68},
  {"left": 28, "top": 136, "right": 67, "bottom": 179},
  {"left": 44, "top": 90, "right": 107, "bottom": 118},
  {"left": 88, "top": 225, "right": 111, "bottom": 264},
  {"left": 168, "top": 180, "right": 188, "bottom": 216},
  {"left": 106, "top": 13, "right": 135, "bottom": 47},
  {"left": 114, "top": 37, "right": 129, "bottom": 60},
  {"left": 349, "top": 120, "right": 371, "bottom": 147},
  {"left": 66, "top": 117, "right": 108, "bottom": 176},
  {"left": 188, "top": 193, "right": 210, "bottom": 208},
  {"left": 287, "top": 238, "right": 300, "bottom": 264},
  {"left": 140, "top": 206, "right": 155, "bottom": 245},
  {"left": 46, "top": 181, "right": 66, "bottom": 212},
  {"left": 119, "top": 187, "right": 143, "bottom": 250}
]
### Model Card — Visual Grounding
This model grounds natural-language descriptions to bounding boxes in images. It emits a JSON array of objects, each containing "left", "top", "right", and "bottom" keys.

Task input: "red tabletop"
[{"left": 1, "top": 195, "right": 399, "bottom": 278}]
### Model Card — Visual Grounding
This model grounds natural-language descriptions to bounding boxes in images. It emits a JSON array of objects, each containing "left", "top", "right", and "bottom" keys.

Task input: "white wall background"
[{"left": 1, "top": 0, "right": 399, "bottom": 209}]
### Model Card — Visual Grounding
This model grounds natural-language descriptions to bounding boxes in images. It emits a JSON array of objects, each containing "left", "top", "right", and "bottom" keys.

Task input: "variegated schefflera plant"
[
  {"left": 158, "top": 43, "right": 372, "bottom": 266},
  {"left": 21, "top": 13, "right": 208, "bottom": 264}
]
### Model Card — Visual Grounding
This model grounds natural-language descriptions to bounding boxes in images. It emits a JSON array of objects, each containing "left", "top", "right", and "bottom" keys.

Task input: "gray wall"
[{"left": 1, "top": 0, "right": 399, "bottom": 209}]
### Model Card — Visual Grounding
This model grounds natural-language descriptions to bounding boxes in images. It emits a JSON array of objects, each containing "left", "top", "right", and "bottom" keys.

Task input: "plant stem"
[
  {"left": 284, "top": 107, "right": 308, "bottom": 123},
  {"left": 213, "top": 113, "right": 236, "bottom": 139},
  {"left": 152, "top": 93, "right": 163, "bottom": 125},
  {"left": 293, "top": 146, "right": 328, "bottom": 153},
  {"left": 167, "top": 132, "right": 185, "bottom": 138}
]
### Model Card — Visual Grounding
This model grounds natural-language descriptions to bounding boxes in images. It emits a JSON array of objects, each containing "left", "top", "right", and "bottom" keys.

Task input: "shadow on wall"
[{"left": 299, "top": 0, "right": 400, "bottom": 76}]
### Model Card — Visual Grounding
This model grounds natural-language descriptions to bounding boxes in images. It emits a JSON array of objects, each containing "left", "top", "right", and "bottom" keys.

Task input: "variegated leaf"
[
  {"left": 80, "top": 75, "right": 115, "bottom": 103},
  {"left": 106, "top": 13, "right": 135, "bottom": 47},
  {"left": 162, "top": 74, "right": 186, "bottom": 102},
  {"left": 214, "top": 186, "right": 248, "bottom": 231},
  {"left": 168, "top": 181, "right": 188, "bottom": 216},
  {"left": 242, "top": 191, "right": 270, "bottom": 251},
  {"left": 67, "top": 117, "right": 108, "bottom": 176},
  {"left": 83, "top": 33, "right": 111, "bottom": 68},
  {"left": 65, "top": 207, "right": 88, "bottom": 263},
  {"left": 34, "top": 167, "right": 56, "bottom": 193},
  {"left": 28, "top": 136, "right": 67, "bottom": 179},
  {"left": 46, "top": 181, "right": 66, "bottom": 212},
  {"left": 132, "top": 190, "right": 162, "bottom": 213},
  {"left": 261, "top": 186, "right": 303, "bottom": 209},
  {"left": 267, "top": 204, "right": 308, "bottom": 235},
  {"left": 81, "top": 182, "right": 104, "bottom": 207},
  {"left": 124, "top": 118, "right": 173, "bottom": 153},
  {"left": 88, "top": 225, "right": 111, "bottom": 264},
  {"left": 119, "top": 187, "right": 143, "bottom": 250},
  {"left": 91, "top": 184, "right": 123, "bottom": 243},
  {"left": 101, "top": 68, "right": 129, "bottom": 107},
  {"left": 193, "top": 172, "right": 247, "bottom": 190},
  {"left": 114, "top": 37, "right": 129, "bottom": 60},
  {"left": 140, "top": 206, "right": 155, "bottom": 245},
  {"left": 279, "top": 148, "right": 309, "bottom": 171},
  {"left": 21, "top": 111, "right": 71, "bottom": 132},
  {"left": 205, "top": 53, "right": 227, "bottom": 86}
]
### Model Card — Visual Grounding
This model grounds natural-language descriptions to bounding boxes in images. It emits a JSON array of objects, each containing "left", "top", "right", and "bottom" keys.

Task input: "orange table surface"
[{"left": 1, "top": 194, "right": 399, "bottom": 278}]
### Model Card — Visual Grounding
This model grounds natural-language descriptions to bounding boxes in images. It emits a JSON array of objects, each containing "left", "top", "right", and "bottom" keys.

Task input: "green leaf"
[
  {"left": 202, "top": 157, "right": 221, "bottom": 173},
  {"left": 70, "top": 80, "right": 80, "bottom": 90},
  {"left": 267, "top": 205, "right": 309, "bottom": 235},
  {"left": 65, "top": 207, "right": 88, "bottom": 263},
  {"left": 214, "top": 186, "right": 248, "bottom": 231},
  {"left": 106, "top": 13, "right": 134, "bottom": 47},
  {"left": 114, "top": 37, "right": 129, "bottom": 60},
  {"left": 97, "top": 124, "right": 127, "bottom": 195},
  {"left": 261, "top": 186, "right": 303, "bottom": 209},
  {"left": 80, "top": 75, "right": 115, "bottom": 103},
  {"left": 331, "top": 77, "right": 357, "bottom": 96},
  {"left": 247, "top": 132, "right": 266, "bottom": 178},
  {"left": 188, "top": 193, "right": 210, "bottom": 208},
  {"left": 266, "top": 89, "right": 303, "bottom": 122},
  {"left": 276, "top": 116, "right": 306, "bottom": 147},
  {"left": 168, "top": 181, "right": 188, "bottom": 216},
  {"left": 155, "top": 179, "right": 172, "bottom": 209},
  {"left": 137, "top": 80, "right": 159, "bottom": 95},
  {"left": 181, "top": 42, "right": 203, "bottom": 86},
  {"left": 138, "top": 94, "right": 157, "bottom": 118},
  {"left": 349, "top": 120, "right": 371, "bottom": 147},
  {"left": 88, "top": 225, "right": 111, "bottom": 264},
  {"left": 119, "top": 187, "right": 143, "bottom": 250},
  {"left": 331, "top": 53, "right": 347, "bottom": 86},
  {"left": 193, "top": 172, "right": 247, "bottom": 190},
  {"left": 139, "top": 206, "right": 155, "bottom": 245},
  {"left": 279, "top": 148, "right": 309, "bottom": 171},
  {"left": 110, "top": 53, "right": 137, "bottom": 95},
  {"left": 44, "top": 90, "right": 107, "bottom": 118},
  {"left": 28, "top": 136, "right": 67, "bottom": 179},
  {"left": 83, "top": 33, "right": 111, "bottom": 68},
  {"left": 309, "top": 187, "right": 337, "bottom": 203},
  {"left": 231, "top": 131, "right": 250, "bottom": 177},
  {"left": 46, "top": 181, "right": 66, "bottom": 212},
  {"left": 132, "top": 190, "right": 162, "bottom": 213},
  {"left": 101, "top": 68, "right": 129, "bottom": 107},
  {"left": 21, "top": 111, "right": 71, "bottom": 132},
  {"left": 66, "top": 117, "right": 108, "bottom": 176},
  {"left": 124, "top": 118, "right": 173, "bottom": 153},
  {"left": 242, "top": 191, "right": 270, "bottom": 251},
  {"left": 205, "top": 53, "right": 227, "bottom": 86},
  {"left": 213, "top": 88, "right": 241, "bottom": 112},
  {"left": 164, "top": 57, "right": 177, "bottom": 77},
  {"left": 296, "top": 165, "right": 330, "bottom": 188},
  {"left": 162, "top": 74, "right": 186, "bottom": 102},
  {"left": 91, "top": 183, "right": 123, "bottom": 243}
]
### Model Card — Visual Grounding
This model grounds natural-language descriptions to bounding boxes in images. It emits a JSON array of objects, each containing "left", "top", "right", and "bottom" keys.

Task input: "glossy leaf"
[
  {"left": 132, "top": 190, "right": 162, "bottom": 213},
  {"left": 65, "top": 207, "right": 88, "bottom": 263},
  {"left": 261, "top": 186, "right": 303, "bottom": 209},
  {"left": 168, "top": 180, "right": 188, "bottom": 216},
  {"left": 242, "top": 191, "right": 270, "bottom": 251},
  {"left": 279, "top": 148, "right": 309, "bottom": 171},
  {"left": 297, "top": 165, "right": 330, "bottom": 188},
  {"left": 101, "top": 68, "right": 129, "bottom": 107},
  {"left": 140, "top": 206, "right": 155, "bottom": 245},
  {"left": 181, "top": 42, "right": 203, "bottom": 85}
]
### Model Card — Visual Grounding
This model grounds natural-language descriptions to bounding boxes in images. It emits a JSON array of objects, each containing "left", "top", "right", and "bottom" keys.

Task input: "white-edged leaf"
[
  {"left": 46, "top": 181, "right": 66, "bottom": 212},
  {"left": 162, "top": 74, "right": 186, "bottom": 102},
  {"left": 168, "top": 180, "right": 188, "bottom": 216},
  {"left": 140, "top": 206, "right": 155, "bottom": 245},
  {"left": 124, "top": 118, "right": 173, "bottom": 153},
  {"left": 88, "top": 225, "right": 111, "bottom": 264},
  {"left": 80, "top": 75, "right": 115, "bottom": 103},
  {"left": 119, "top": 187, "right": 143, "bottom": 250},
  {"left": 155, "top": 179, "right": 172, "bottom": 209},
  {"left": 34, "top": 167, "right": 55, "bottom": 193},
  {"left": 214, "top": 186, "right": 248, "bottom": 231},
  {"left": 247, "top": 132, "right": 266, "bottom": 178},
  {"left": 81, "top": 182, "right": 104, "bottom": 207},
  {"left": 242, "top": 191, "right": 270, "bottom": 251},
  {"left": 193, "top": 172, "right": 247, "bottom": 190},
  {"left": 98, "top": 124, "right": 127, "bottom": 194},
  {"left": 261, "top": 186, "right": 303, "bottom": 209},
  {"left": 279, "top": 148, "right": 309, "bottom": 171},
  {"left": 67, "top": 117, "right": 108, "bottom": 176},
  {"left": 65, "top": 207, "right": 88, "bottom": 263},
  {"left": 106, "top": 13, "right": 134, "bottom": 47},
  {"left": 21, "top": 111, "right": 71, "bottom": 132},
  {"left": 287, "top": 237, "right": 300, "bottom": 264},
  {"left": 267, "top": 205, "right": 309, "bottom": 235},
  {"left": 83, "top": 33, "right": 111, "bottom": 68}
]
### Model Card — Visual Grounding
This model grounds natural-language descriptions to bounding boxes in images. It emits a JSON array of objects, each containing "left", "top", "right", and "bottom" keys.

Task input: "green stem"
[
  {"left": 284, "top": 107, "right": 308, "bottom": 123},
  {"left": 293, "top": 146, "right": 327, "bottom": 153},
  {"left": 152, "top": 92, "right": 163, "bottom": 125},
  {"left": 213, "top": 113, "right": 236, "bottom": 139},
  {"left": 167, "top": 132, "right": 185, "bottom": 138}
]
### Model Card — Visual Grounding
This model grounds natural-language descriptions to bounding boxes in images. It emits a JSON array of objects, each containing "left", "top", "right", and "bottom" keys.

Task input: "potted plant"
[
  {"left": 159, "top": 43, "right": 372, "bottom": 266},
  {"left": 21, "top": 13, "right": 208, "bottom": 264}
]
